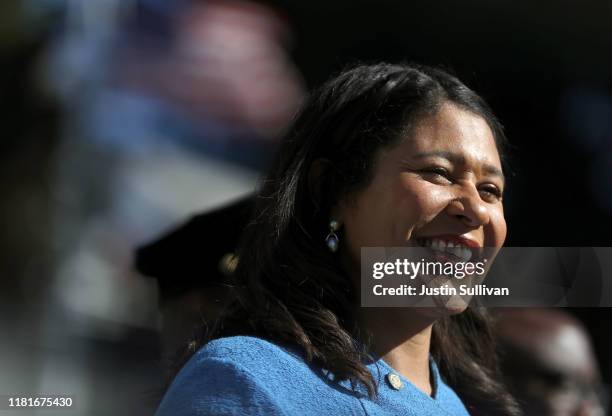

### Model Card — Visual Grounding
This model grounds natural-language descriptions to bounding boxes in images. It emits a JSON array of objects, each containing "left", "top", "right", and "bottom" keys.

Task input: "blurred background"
[{"left": 1, "top": 0, "right": 611, "bottom": 414}]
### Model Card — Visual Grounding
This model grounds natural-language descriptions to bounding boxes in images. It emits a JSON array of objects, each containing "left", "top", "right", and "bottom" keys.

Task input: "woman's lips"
[
  {"left": 413, "top": 235, "right": 482, "bottom": 262},
  {"left": 426, "top": 234, "right": 481, "bottom": 248}
]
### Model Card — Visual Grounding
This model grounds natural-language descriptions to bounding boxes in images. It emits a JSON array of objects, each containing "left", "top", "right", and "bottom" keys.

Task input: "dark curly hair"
[{"left": 176, "top": 62, "right": 520, "bottom": 416}]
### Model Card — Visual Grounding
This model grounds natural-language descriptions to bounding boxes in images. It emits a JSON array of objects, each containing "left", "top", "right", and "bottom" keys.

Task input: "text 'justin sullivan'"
[{"left": 372, "top": 284, "right": 510, "bottom": 296}]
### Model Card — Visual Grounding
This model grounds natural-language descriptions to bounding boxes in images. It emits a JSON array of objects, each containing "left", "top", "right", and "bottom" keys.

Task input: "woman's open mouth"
[{"left": 414, "top": 237, "right": 481, "bottom": 262}]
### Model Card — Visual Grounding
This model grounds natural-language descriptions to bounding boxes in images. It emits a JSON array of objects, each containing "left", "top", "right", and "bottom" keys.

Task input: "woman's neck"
[{"left": 359, "top": 308, "right": 435, "bottom": 396}]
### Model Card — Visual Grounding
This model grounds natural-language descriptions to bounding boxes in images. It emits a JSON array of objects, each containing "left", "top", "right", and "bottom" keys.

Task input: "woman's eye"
[
  {"left": 420, "top": 167, "right": 451, "bottom": 181},
  {"left": 479, "top": 185, "right": 503, "bottom": 202}
]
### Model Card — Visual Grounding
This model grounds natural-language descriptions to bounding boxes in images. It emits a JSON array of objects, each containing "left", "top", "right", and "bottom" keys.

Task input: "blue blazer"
[{"left": 156, "top": 336, "right": 470, "bottom": 415}]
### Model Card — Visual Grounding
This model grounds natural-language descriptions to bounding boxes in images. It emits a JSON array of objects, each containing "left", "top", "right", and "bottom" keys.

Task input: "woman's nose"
[{"left": 446, "top": 186, "right": 490, "bottom": 227}]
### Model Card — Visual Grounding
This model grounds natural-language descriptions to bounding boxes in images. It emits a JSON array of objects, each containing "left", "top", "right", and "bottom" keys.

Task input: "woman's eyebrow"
[{"left": 412, "top": 150, "right": 505, "bottom": 182}]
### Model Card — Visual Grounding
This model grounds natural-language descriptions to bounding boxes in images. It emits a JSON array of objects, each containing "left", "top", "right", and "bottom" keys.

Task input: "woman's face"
[{"left": 337, "top": 102, "right": 507, "bottom": 296}]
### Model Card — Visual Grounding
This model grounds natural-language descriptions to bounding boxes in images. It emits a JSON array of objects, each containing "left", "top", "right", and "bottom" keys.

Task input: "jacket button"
[{"left": 386, "top": 373, "right": 403, "bottom": 390}]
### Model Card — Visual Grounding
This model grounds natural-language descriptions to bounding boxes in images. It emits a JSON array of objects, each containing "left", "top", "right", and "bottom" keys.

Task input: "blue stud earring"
[{"left": 325, "top": 220, "right": 340, "bottom": 252}]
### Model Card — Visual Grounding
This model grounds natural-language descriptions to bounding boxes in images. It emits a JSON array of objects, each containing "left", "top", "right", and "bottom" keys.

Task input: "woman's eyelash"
[
  {"left": 479, "top": 185, "right": 503, "bottom": 199},
  {"left": 421, "top": 167, "right": 451, "bottom": 178}
]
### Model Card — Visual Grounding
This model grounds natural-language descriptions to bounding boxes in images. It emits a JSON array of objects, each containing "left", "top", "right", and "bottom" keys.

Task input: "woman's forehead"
[{"left": 394, "top": 103, "right": 502, "bottom": 169}]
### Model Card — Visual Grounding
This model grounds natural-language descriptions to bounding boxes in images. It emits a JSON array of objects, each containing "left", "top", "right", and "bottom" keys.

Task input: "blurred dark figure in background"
[
  {"left": 136, "top": 196, "right": 253, "bottom": 370},
  {"left": 497, "top": 309, "right": 609, "bottom": 416}
]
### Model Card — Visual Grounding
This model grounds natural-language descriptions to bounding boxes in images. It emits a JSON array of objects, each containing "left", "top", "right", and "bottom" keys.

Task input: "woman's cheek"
[
  {"left": 407, "top": 182, "right": 454, "bottom": 220},
  {"left": 487, "top": 206, "right": 507, "bottom": 247}
]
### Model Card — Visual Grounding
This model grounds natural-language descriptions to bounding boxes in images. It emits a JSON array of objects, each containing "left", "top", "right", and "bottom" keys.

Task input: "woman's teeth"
[{"left": 416, "top": 238, "right": 473, "bottom": 261}]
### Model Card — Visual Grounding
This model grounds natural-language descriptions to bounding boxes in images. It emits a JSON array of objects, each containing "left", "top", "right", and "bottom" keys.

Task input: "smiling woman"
[{"left": 155, "top": 63, "right": 521, "bottom": 416}]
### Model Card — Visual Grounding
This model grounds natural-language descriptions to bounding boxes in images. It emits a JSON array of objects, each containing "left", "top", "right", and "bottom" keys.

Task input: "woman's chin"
[
  {"left": 440, "top": 298, "right": 471, "bottom": 315},
  {"left": 415, "top": 296, "right": 471, "bottom": 320}
]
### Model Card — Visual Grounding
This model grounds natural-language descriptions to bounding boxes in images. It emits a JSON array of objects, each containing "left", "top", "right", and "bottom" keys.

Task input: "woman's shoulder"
[
  {"left": 188, "top": 335, "right": 317, "bottom": 382},
  {"left": 156, "top": 336, "right": 364, "bottom": 416},
  {"left": 195, "top": 335, "right": 304, "bottom": 367},
  {"left": 156, "top": 336, "right": 296, "bottom": 416},
  {"left": 174, "top": 335, "right": 314, "bottom": 388}
]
